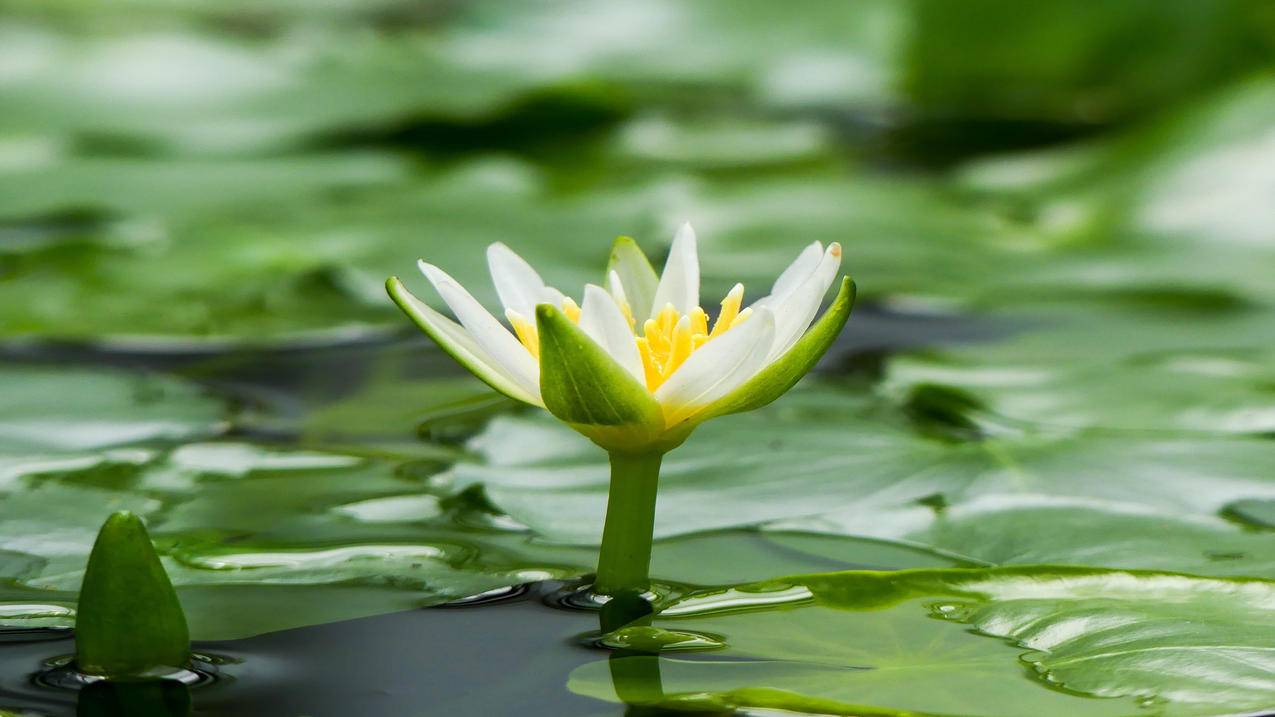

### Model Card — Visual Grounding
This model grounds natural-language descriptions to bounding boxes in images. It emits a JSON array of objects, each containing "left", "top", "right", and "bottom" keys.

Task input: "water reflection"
[
  {"left": 76, "top": 679, "right": 191, "bottom": 717},
  {"left": 599, "top": 592, "right": 669, "bottom": 716}
]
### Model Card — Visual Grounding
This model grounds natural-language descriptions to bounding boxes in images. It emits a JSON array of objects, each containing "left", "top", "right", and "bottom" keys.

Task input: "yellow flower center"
[{"left": 506, "top": 284, "right": 751, "bottom": 391}]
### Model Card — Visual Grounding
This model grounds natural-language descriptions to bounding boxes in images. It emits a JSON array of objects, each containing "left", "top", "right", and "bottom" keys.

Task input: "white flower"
[{"left": 388, "top": 223, "right": 854, "bottom": 452}]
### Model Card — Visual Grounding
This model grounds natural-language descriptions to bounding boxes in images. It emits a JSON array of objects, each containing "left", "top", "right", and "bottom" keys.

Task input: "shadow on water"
[
  {"left": 0, "top": 303, "right": 1022, "bottom": 414},
  {"left": 0, "top": 583, "right": 770, "bottom": 716},
  {"left": 0, "top": 582, "right": 608, "bottom": 716}
]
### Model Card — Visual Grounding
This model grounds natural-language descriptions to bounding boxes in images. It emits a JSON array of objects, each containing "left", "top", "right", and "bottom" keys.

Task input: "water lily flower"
[{"left": 387, "top": 224, "right": 855, "bottom": 594}]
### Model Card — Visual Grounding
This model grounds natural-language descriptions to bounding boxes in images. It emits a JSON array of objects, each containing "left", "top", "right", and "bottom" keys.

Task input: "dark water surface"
[{"left": 0, "top": 584, "right": 601, "bottom": 716}]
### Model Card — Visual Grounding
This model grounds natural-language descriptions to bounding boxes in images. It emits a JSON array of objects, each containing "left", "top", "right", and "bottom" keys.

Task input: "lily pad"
[
  {"left": 0, "top": 159, "right": 651, "bottom": 343},
  {"left": 884, "top": 349, "right": 1275, "bottom": 435},
  {"left": 0, "top": 430, "right": 962, "bottom": 641},
  {"left": 441, "top": 0, "right": 903, "bottom": 111},
  {"left": 675, "top": 171, "right": 1026, "bottom": 305},
  {"left": 0, "top": 152, "right": 406, "bottom": 224},
  {"left": 0, "top": 366, "right": 226, "bottom": 452},
  {"left": 906, "top": 0, "right": 1275, "bottom": 129},
  {"left": 572, "top": 566, "right": 1275, "bottom": 716},
  {"left": 1224, "top": 498, "right": 1275, "bottom": 530},
  {"left": 611, "top": 114, "right": 835, "bottom": 169},
  {"left": 0, "top": 146, "right": 1031, "bottom": 344},
  {"left": 957, "top": 77, "right": 1275, "bottom": 305},
  {"left": 455, "top": 382, "right": 1275, "bottom": 577},
  {"left": 0, "top": 28, "right": 561, "bottom": 153}
]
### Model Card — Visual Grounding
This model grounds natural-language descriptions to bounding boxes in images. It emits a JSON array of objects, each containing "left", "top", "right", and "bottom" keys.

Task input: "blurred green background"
[{"left": 3, "top": 0, "right": 1274, "bottom": 344}]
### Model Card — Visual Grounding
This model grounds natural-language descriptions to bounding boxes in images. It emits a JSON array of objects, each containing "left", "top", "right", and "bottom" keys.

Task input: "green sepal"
[
  {"left": 76, "top": 511, "right": 190, "bottom": 677},
  {"left": 694, "top": 276, "right": 856, "bottom": 423},
  {"left": 536, "top": 304, "right": 665, "bottom": 449},
  {"left": 606, "top": 236, "right": 659, "bottom": 323},
  {"left": 386, "top": 276, "right": 539, "bottom": 406}
]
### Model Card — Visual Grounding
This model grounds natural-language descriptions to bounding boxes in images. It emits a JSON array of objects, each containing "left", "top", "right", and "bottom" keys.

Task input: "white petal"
[
  {"left": 650, "top": 222, "right": 700, "bottom": 314},
  {"left": 607, "top": 269, "right": 629, "bottom": 307},
  {"left": 387, "top": 279, "right": 542, "bottom": 406},
  {"left": 486, "top": 243, "right": 563, "bottom": 316},
  {"left": 654, "top": 307, "right": 776, "bottom": 425},
  {"left": 578, "top": 284, "right": 645, "bottom": 384},
  {"left": 418, "top": 261, "right": 542, "bottom": 399},
  {"left": 764, "top": 243, "right": 841, "bottom": 362},
  {"left": 766, "top": 241, "right": 824, "bottom": 304}
]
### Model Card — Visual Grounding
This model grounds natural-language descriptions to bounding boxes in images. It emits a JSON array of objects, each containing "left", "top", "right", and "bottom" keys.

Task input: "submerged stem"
[{"left": 594, "top": 451, "right": 664, "bottom": 596}]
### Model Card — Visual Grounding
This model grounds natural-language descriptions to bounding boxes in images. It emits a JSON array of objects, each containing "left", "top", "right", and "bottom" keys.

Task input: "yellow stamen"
[
  {"left": 506, "top": 309, "right": 540, "bottom": 358},
  {"left": 562, "top": 297, "right": 582, "bottom": 323},
  {"left": 666, "top": 316, "right": 694, "bottom": 376},
  {"left": 635, "top": 337, "right": 661, "bottom": 389},
  {"left": 711, "top": 284, "right": 744, "bottom": 337},
  {"left": 617, "top": 299, "right": 636, "bottom": 330},
  {"left": 642, "top": 319, "right": 661, "bottom": 350},
  {"left": 689, "top": 306, "right": 708, "bottom": 336},
  {"left": 656, "top": 303, "right": 677, "bottom": 337},
  {"left": 510, "top": 284, "right": 757, "bottom": 392}
]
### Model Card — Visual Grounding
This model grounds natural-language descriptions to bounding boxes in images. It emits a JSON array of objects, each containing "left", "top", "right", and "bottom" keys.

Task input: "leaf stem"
[{"left": 594, "top": 451, "right": 664, "bottom": 596}]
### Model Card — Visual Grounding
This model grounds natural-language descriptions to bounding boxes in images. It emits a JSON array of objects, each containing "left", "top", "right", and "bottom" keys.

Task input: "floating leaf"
[
  {"left": 456, "top": 383, "right": 1275, "bottom": 577},
  {"left": 906, "top": 0, "right": 1275, "bottom": 129},
  {"left": 573, "top": 566, "right": 1275, "bottom": 716},
  {"left": 884, "top": 349, "right": 1275, "bottom": 435},
  {"left": 0, "top": 367, "right": 225, "bottom": 452},
  {"left": 958, "top": 78, "right": 1275, "bottom": 305},
  {"left": 611, "top": 114, "right": 834, "bottom": 169}
]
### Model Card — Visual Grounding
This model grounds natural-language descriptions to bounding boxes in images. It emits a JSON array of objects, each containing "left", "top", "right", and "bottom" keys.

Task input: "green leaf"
[
  {"left": 0, "top": 159, "right": 640, "bottom": 343},
  {"left": 535, "top": 304, "right": 665, "bottom": 448},
  {"left": 885, "top": 348, "right": 1275, "bottom": 435},
  {"left": 613, "top": 114, "right": 835, "bottom": 170},
  {"left": 906, "top": 0, "right": 1273, "bottom": 129},
  {"left": 0, "top": 367, "right": 226, "bottom": 453},
  {"left": 0, "top": 153, "right": 1025, "bottom": 344},
  {"left": 572, "top": 566, "right": 1275, "bottom": 716},
  {"left": 453, "top": 386, "right": 945, "bottom": 544},
  {"left": 455, "top": 382, "right": 1275, "bottom": 577},
  {"left": 76, "top": 511, "right": 190, "bottom": 677},
  {"left": 1225, "top": 498, "right": 1275, "bottom": 530},
  {"left": 0, "top": 28, "right": 559, "bottom": 153},
  {"left": 237, "top": 350, "right": 508, "bottom": 458},
  {"left": 605, "top": 236, "right": 660, "bottom": 323},
  {"left": 0, "top": 433, "right": 964, "bottom": 640},
  {"left": 0, "top": 444, "right": 551, "bottom": 640},
  {"left": 957, "top": 78, "right": 1275, "bottom": 307},
  {"left": 697, "top": 275, "right": 856, "bottom": 422},
  {"left": 0, "top": 153, "right": 404, "bottom": 222}
]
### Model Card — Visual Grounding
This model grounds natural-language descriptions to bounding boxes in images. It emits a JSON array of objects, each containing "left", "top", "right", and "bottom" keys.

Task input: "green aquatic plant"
[
  {"left": 76, "top": 512, "right": 190, "bottom": 677},
  {"left": 388, "top": 224, "right": 855, "bottom": 595}
]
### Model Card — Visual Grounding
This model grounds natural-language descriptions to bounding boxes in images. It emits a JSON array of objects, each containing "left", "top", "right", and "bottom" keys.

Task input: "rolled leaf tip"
[{"left": 76, "top": 511, "right": 190, "bottom": 677}]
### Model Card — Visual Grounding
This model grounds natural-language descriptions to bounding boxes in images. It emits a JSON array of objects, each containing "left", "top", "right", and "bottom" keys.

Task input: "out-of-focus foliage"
[
  {"left": 906, "top": 0, "right": 1275, "bottom": 127},
  {"left": 3, "top": 0, "right": 1273, "bottom": 342}
]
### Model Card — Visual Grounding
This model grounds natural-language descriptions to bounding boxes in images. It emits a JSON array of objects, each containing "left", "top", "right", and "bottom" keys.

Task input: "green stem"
[{"left": 594, "top": 451, "right": 663, "bottom": 596}]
